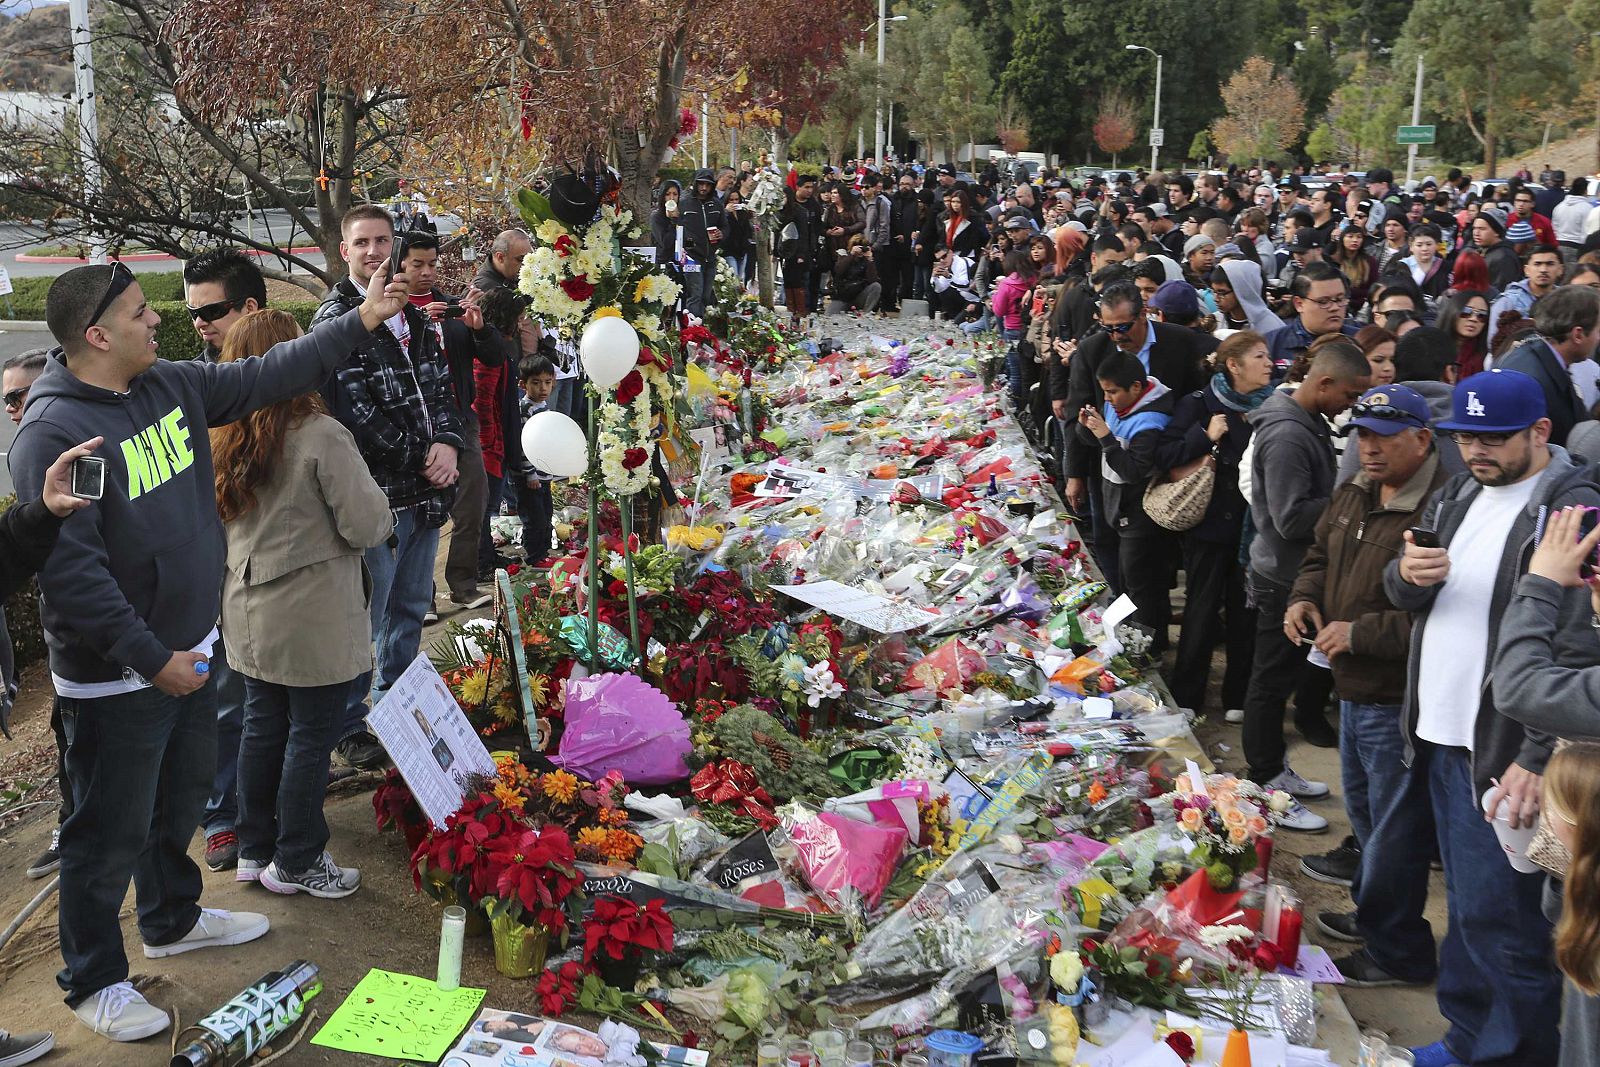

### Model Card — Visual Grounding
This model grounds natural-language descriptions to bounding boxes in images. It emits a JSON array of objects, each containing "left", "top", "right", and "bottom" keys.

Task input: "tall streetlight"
[
  {"left": 1125, "top": 44, "right": 1163, "bottom": 174},
  {"left": 857, "top": 12, "right": 907, "bottom": 163},
  {"left": 874, "top": 5, "right": 908, "bottom": 165}
]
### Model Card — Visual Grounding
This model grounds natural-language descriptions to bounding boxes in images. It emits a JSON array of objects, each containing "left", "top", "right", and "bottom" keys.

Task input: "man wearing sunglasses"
[
  {"left": 8, "top": 258, "right": 409, "bottom": 1043},
  {"left": 180, "top": 249, "right": 269, "bottom": 875},
  {"left": 1287, "top": 385, "right": 1448, "bottom": 990},
  {"left": 1387, "top": 368, "right": 1599, "bottom": 1066},
  {"left": 1496, "top": 283, "right": 1600, "bottom": 446}
]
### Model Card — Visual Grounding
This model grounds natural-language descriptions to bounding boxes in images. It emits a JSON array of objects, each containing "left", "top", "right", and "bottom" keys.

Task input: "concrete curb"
[
  {"left": 0, "top": 320, "right": 50, "bottom": 331},
  {"left": 16, "top": 246, "right": 324, "bottom": 264}
]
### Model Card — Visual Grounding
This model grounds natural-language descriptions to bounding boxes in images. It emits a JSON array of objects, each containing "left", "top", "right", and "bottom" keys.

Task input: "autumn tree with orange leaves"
[{"left": 1209, "top": 56, "right": 1306, "bottom": 167}]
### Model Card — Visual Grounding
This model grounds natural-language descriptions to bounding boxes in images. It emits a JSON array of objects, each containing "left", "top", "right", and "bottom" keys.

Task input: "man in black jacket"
[
  {"left": 884, "top": 172, "right": 922, "bottom": 310},
  {"left": 680, "top": 169, "right": 725, "bottom": 318},
  {"left": 399, "top": 232, "right": 507, "bottom": 610},
  {"left": 1058, "top": 281, "right": 1210, "bottom": 588},
  {"left": 1496, "top": 284, "right": 1600, "bottom": 446},
  {"left": 312, "top": 205, "right": 464, "bottom": 770}
]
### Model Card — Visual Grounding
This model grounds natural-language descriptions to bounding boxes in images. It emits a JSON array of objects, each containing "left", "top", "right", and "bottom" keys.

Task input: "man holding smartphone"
[
  {"left": 312, "top": 206, "right": 464, "bottom": 771},
  {"left": 12, "top": 257, "right": 409, "bottom": 1041}
]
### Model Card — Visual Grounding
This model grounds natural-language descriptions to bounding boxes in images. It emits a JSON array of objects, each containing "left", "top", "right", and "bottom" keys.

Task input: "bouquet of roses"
[{"left": 1158, "top": 772, "right": 1292, "bottom": 890}]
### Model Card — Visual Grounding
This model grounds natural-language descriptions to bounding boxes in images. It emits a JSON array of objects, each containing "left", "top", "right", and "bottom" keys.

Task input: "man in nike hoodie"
[
  {"left": 1075, "top": 351, "right": 1176, "bottom": 651},
  {"left": 8, "top": 261, "right": 410, "bottom": 1043}
]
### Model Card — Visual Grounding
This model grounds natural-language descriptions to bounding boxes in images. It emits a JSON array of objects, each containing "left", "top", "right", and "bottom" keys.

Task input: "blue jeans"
[
  {"left": 1430, "top": 743, "right": 1561, "bottom": 1065},
  {"left": 202, "top": 632, "right": 248, "bottom": 834},
  {"left": 237, "top": 674, "right": 352, "bottom": 872},
  {"left": 57, "top": 682, "right": 215, "bottom": 1004},
  {"left": 341, "top": 506, "right": 440, "bottom": 741},
  {"left": 1342, "top": 701, "right": 1435, "bottom": 980}
]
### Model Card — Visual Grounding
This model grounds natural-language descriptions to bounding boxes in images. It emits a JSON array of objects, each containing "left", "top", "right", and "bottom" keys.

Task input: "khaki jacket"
[{"left": 220, "top": 414, "right": 395, "bottom": 687}]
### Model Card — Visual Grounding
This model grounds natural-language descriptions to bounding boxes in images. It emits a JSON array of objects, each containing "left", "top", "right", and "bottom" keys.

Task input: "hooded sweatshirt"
[
  {"left": 1246, "top": 390, "right": 1336, "bottom": 585},
  {"left": 1218, "top": 259, "right": 1281, "bottom": 335},
  {"left": 7, "top": 310, "right": 370, "bottom": 690}
]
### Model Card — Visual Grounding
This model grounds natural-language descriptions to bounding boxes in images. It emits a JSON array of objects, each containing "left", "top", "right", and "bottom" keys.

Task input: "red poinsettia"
[
  {"left": 553, "top": 233, "right": 577, "bottom": 257},
  {"left": 481, "top": 824, "right": 582, "bottom": 932},
  {"left": 559, "top": 274, "right": 595, "bottom": 301},
  {"left": 535, "top": 960, "right": 591, "bottom": 1015},
  {"left": 410, "top": 791, "right": 523, "bottom": 903},
  {"left": 583, "top": 897, "right": 674, "bottom": 963},
  {"left": 621, "top": 447, "right": 649, "bottom": 471},
  {"left": 615, "top": 370, "right": 644, "bottom": 405}
]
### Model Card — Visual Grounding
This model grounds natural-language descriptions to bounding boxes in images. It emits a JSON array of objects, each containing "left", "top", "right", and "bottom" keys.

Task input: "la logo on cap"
[{"left": 1466, "top": 391, "right": 1487, "bottom": 418}]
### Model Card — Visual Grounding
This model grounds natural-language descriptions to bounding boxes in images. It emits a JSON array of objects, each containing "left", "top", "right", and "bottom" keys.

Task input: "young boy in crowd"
[
  {"left": 515, "top": 355, "right": 557, "bottom": 566},
  {"left": 1077, "top": 351, "right": 1176, "bottom": 649}
]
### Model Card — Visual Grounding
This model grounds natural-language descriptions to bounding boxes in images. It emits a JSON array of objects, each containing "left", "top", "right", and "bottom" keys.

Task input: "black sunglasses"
[
  {"left": 1351, "top": 402, "right": 1426, "bottom": 426},
  {"left": 2, "top": 387, "right": 27, "bottom": 409},
  {"left": 86, "top": 262, "right": 135, "bottom": 330},
  {"left": 1459, "top": 307, "right": 1491, "bottom": 320},
  {"left": 1100, "top": 319, "right": 1139, "bottom": 335},
  {"left": 186, "top": 297, "right": 246, "bottom": 323}
]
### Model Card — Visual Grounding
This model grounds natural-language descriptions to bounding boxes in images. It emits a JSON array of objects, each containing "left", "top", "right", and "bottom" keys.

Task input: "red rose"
[
  {"left": 1164, "top": 1032, "right": 1196, "bottom": 1061},
  {"left": 621, "top": 447, "right": 649, "bottom": 470},
  {"left": 559, "top": 274, "right": 595, "bottom": 301},
  {"left": 554, "top": 234, "right": 576, "bottom": 257},
  {"left": 615, "top": 370, "right": 644, "bottom": 405}
]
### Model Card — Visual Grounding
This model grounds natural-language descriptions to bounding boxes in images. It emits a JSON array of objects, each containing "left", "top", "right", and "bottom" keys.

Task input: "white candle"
[{"left": 437, "top": 905, "right": 466, "bottom": 991}]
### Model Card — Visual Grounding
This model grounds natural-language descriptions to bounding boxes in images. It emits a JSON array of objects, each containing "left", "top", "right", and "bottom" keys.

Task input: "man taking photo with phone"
[{"left": 11, "top": 256, "right": 410, "bottom": 1042}]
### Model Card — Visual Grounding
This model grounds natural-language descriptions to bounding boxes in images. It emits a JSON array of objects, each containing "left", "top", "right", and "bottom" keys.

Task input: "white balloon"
[
  {"left": 580, "top": 317, "right": 641, "bottom": 389},
  {"left": 520, "top": 410, "right": 588, "bottom": 479}
]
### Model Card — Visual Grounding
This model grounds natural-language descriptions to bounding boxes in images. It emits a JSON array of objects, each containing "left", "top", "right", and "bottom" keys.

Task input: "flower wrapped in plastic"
[
  {"left": 1085, "top": 825, "right": 1207, "bottom": 900},
  {"left": 1152, "top": 772, "right": 1292, "bottom": 891}
]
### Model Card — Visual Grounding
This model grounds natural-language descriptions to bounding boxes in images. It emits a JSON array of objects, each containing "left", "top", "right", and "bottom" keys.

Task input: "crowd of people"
[
  {"left": 0, "top": 205, "right": 573, "bottom": 1050},
  {"left": 793, "top": 154, "right": 1600, "bottom": 1067},
  {"left": 10, "top": 150, "right": 1600, "bottom": 1063}
]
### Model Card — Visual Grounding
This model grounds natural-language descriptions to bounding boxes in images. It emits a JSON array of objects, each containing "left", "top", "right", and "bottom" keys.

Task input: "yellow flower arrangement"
[{"left": 542, "top": 769, "right": 580, "bottom": 804}]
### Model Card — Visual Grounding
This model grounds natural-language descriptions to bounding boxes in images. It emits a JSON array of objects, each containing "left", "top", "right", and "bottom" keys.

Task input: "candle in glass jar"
[
  {"left": 1274, "top": 886, "right": 1304, "bottom": 963},
  {"left": 437, "top": 905, "right": 466, "bottom": 991}
]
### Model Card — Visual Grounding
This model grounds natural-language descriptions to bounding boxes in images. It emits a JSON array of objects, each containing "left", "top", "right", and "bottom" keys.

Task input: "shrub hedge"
[{"left": 0, "top": 496, "right": 44, "bottom": 668}]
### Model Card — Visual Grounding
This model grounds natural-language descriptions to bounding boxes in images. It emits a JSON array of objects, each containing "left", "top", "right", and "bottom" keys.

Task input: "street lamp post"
[
  {"left": 874, "top": 6, "right": 907, "bottom": 165},
  {"left": 1125, "top": 44, "right": 1163, "bottom": 174}
]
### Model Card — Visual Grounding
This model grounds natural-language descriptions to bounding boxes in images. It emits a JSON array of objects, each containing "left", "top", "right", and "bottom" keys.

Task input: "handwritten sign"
[{"left": 311, "top": 969, "right": 485, "bottom": 1062}]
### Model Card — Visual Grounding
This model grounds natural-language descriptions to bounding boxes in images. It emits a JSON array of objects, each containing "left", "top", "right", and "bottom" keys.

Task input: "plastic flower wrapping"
[{"left": 398, "top": 319, "right": 1341, "bottom": 1065}]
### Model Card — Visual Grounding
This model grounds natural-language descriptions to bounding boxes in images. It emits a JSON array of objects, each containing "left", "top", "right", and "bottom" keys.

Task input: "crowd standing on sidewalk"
[{"left": 8, "top": 153, "right": 1600, "bottom": 1065}]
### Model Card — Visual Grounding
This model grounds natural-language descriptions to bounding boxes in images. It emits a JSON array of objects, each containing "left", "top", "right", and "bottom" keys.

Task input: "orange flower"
[
  {"left": 1228, "top": 825, "right": 1249, "bottom": 846},
  {"left": 1246, "top": 815, "right": 1268, "bottom": 835},
  {"left": 603, "top": 828, "right": 643, "bottom": 862},
  {"left": 598, "top": 806, "right": 630, "bottom": 827},
  {"left": 1180, "top": 807, "right": 1204, "bottom": 832},
  {"left": 576, "top": 826, "right": 610, "bottom": 857},
  {"left": 1086, "top": 781, "right": 1109, "bottom": 805},
  {"left": 492, "top": 781, "right": 527, "bottom": 814},
  {"left": 1221, "top": 806, "right": 1247, "bottom": 829},
  {"left": 542, "top": 770, "right": 580, "bottom": 804}
]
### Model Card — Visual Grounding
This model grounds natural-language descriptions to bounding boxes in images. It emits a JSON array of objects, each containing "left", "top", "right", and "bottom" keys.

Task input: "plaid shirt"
[{"left": 312, "top": 279, "right": 464, "bottom": 528}]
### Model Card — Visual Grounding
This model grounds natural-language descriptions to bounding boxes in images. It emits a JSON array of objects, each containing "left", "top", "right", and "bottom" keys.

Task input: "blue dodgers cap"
[
  {"left": 1437, "top": 369, "right": 1546, "bottom": 433},
  {"left": 1345, "top": 384, "right": 1431, "bottom": 436}
]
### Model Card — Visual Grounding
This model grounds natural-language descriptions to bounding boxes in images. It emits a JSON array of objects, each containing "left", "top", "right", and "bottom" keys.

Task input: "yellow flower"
[
  {"left": 491, "top": 699, "right": 519, "bottom": 725},
  {"left": 492, "top": 781, "right": 527, "bottom": 813},
  {"left": 576, "top": 826, "right": 610, "bottom": 856},
  {"left": 593, "top": 305, "right": 623, "bottom": 319},
  {"left": 456, "top": 668, "right": 490, "bottom": 705},
  {"left": 527, "top": 674, "right": 550, "bottom": 707},
  {"left": 542, "top": 769, "right": 580, "bottom": 804}
]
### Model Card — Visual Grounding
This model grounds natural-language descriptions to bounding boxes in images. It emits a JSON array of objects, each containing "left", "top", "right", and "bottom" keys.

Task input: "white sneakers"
[
  {"left": 1275, "top": 798, "right": 1331, "bottom": 832},
  {"left": 75, "top": 909, "right": 272, "bottom": 1042},
  {"left": 72, "top": 982, "right": 170, "bottom": 1042},
  {"left": 1267, "top": 764, "right": 1331, "bottom": 800},
  {"left": 1224, "top": 708, "right": 1245, "bottom": 724},
  {"left": 142, "top": 907, "right": 269, "bottom": 959}
]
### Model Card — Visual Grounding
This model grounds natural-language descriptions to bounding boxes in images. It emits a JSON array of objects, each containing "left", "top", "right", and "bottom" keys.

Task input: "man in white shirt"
[{"left": 1385, "top": 368, "right": 1600, "bottom": 1067}]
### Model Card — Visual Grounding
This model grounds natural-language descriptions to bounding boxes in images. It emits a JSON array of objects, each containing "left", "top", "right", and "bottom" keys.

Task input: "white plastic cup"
[{"left": 1482, "top": 786, "right": 1540, "bottom": 873}]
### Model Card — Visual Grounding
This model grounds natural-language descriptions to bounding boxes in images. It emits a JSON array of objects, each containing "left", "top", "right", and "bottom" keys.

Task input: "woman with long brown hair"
[{"left": 213, "top": 309, "right": 393, "bottom": 899}]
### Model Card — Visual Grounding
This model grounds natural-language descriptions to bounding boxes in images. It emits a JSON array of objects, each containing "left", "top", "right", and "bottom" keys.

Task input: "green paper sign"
[{"left": 310, "top": 969, "right": 485, "bottom": 1062}]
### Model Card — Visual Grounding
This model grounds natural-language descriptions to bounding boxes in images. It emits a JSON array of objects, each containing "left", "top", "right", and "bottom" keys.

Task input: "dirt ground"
[{"left": 0, "top": 530, "right": 1442, "bottom": 1066}]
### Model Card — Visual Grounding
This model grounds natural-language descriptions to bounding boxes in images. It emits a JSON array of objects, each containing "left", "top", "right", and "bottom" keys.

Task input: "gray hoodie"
[
  {"left": 7, "top": 310, "right": 370, "bottom": 686},
  {"left": 1336, "top": 379, "right": 1466, "bottom": 484},
  {"left": 1219, "top": 259, "right": 1280, "bottom": 335},
  {"left": 1385, "top": 445, "right": 1600, "bottom": 798},
  {"left": 1247, "top": 390, "right": 1336, "bottom": 586}
]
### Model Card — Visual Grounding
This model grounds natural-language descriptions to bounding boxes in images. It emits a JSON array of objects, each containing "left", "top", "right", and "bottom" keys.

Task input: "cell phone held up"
[
  {"left": 1579, "top": 507, "right": 1600, "bottom": 579},
  {"left": 388, "top": 233, "right": 411, "bottom": 283},
  {"left": 1408, "top": 526, "right": 1440, "bottom": 549},
  {"left": 70, "top": 456, "right": 105, "bottom": 500}
]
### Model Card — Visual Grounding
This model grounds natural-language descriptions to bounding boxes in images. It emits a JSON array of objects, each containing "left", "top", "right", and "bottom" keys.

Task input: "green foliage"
[
  {"left": 888, "top": 0, "right": 997, "bottom": 160},
  {"left": 1305, "top": 122, "right": 1338, "bottom": 162},
  {"left": 2, "top": 270, "right": 184, "bottom": 321},
  {"left": 1188, "top": 130, "right": 1213, "bottom": 162},
  {"left": 702, "top": 704, "right": 843, "bottom": 801},
  {"left": 0, "top": 496, "right": 43, "bottom": 669}
]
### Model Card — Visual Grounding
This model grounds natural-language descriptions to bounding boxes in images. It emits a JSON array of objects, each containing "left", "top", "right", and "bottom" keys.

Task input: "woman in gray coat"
[{"left": 212, "top": 310, "right": 395, "bottom": 899}]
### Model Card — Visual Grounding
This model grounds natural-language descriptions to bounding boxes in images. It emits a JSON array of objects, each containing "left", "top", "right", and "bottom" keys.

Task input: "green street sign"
[{"left": 1396, "top": 125, "right": 1436, "bottom": 145}]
